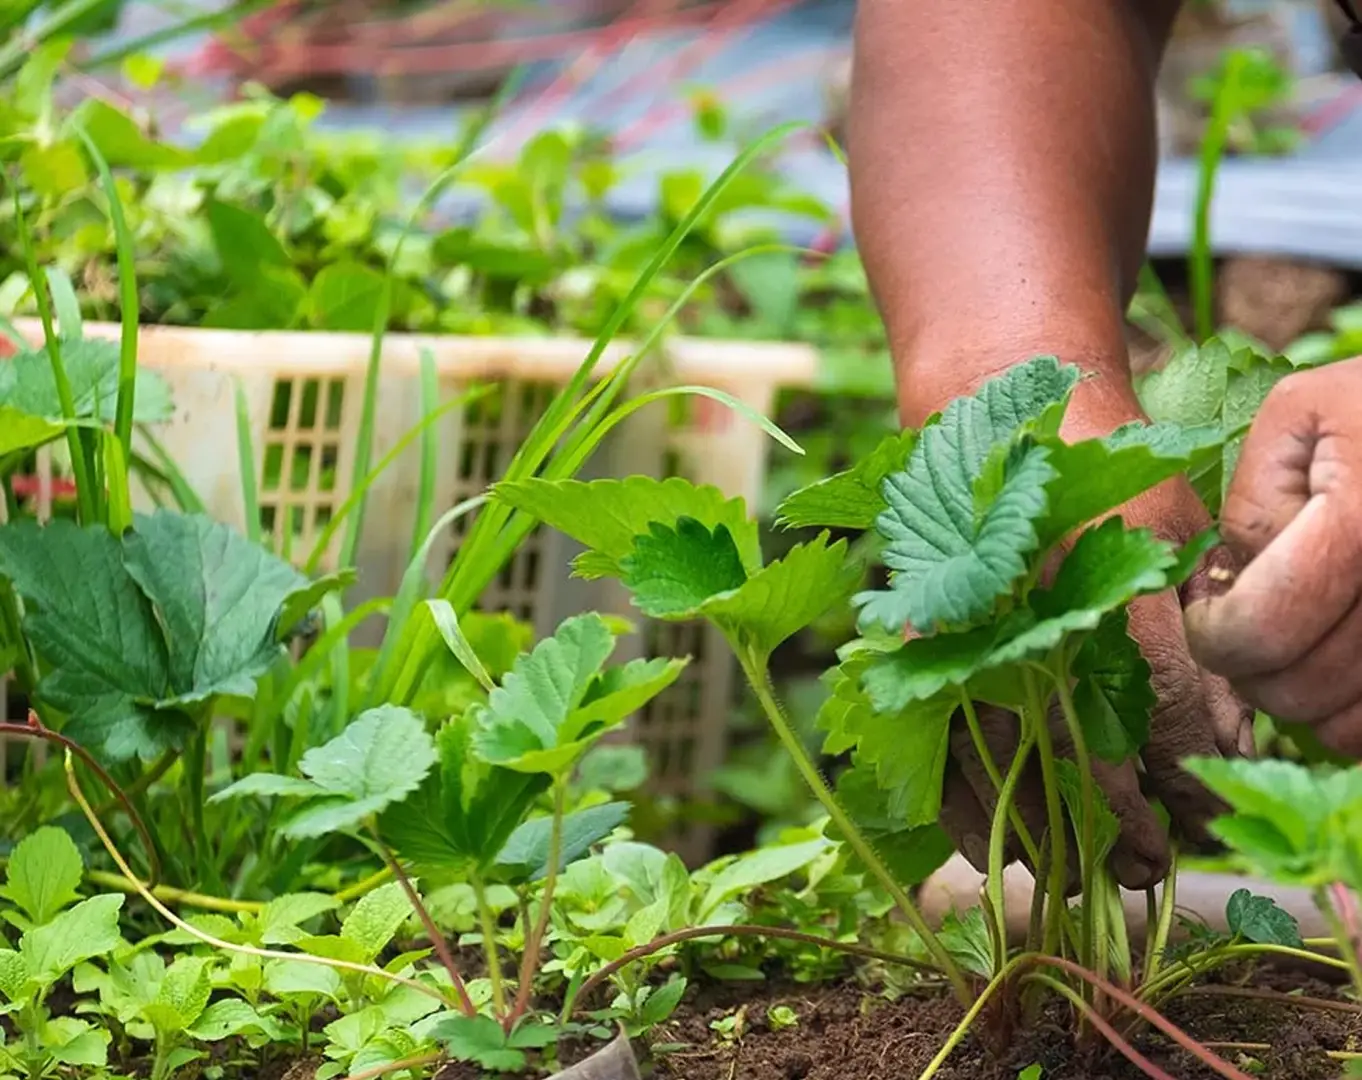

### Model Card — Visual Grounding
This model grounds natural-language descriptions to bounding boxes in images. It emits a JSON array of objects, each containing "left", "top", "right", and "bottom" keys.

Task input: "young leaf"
[
  {"left": 494, "top": 801, "right": 630, "bottom": 881},
  {"left": 339, "top": 882, "right": 414, "bottom": 962},
  {"left": 435, "top": 1014, "right": 526, "bottom": 1072},
  {"left": 619, "top": 518, "right": 747, "bottom": 617},
  {"left": 856, "top": 442, "right": 1057, "bottom": 635},
  {"left": 640, "top": 976, "right": 689, "bottom": 1026},
  {"left": 0, "top": 826, "right": 83, "bottom": 926},
  {"left": 1225, "top": 888, "right": 1303, "bottom": 948},
  {"left": 472, "top": 614, "right": 686, "bottom": 776},
  {"left": 699, "top": 838, "right": 830, "bottom": 919},
  {"left": 938, "top": 908, "right": 994, "bottom": 979},
  {"left": 213, "top": 706, "right": 437, "bottom": 839},
  {"left": 1071, "top": 610, "right": 1156, "bottom": 764},
  {"left": 493, "top": 476, "right": 761, "bottom": 577},
  {"left": 1137, "top": 338, "right": 1232, "bottom": 428},
  {"left": 1221, "top": 351, "right": 1293, "bottom": 504},
  {"left": 775, "top": 429, "right": 917, "bottom": 530}
]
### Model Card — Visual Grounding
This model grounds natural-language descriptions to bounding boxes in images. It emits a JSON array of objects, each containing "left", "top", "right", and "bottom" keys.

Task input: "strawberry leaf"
[
  {"left": 620, "top": 518, "right": 747, "bottom": 617},
  {"left": 775, "top": 429, "right": 917, "bottom": 530},
  {"left": 1225, "top": 888, "right": 1303, "bottom": 948},
  {"left": 1071, "top": 610, "right": 1156, "bottom": 763}
]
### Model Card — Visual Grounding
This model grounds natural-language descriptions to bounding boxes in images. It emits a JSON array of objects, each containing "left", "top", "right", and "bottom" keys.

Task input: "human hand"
[
  {"left": 927, "top": 372, "right": 1252, "bottom": 890},
  {"left": 1184, "top": 358, "right": 1362, "bottom": 757}
]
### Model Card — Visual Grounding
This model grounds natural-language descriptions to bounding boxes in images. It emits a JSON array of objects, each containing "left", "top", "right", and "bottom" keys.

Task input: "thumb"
[{"left": 1185, "top": 494, "right": 1362, "bottom": 678}]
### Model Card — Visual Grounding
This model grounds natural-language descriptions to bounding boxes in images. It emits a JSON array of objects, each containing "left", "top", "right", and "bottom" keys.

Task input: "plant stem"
[
  {"left": 1023, "top": 973, "right": 1178, "bottom": 1080},
  {"left": 741, "top": 655, "right": 970, "bottom": 1004},
  {"left": 84, "top": 870, "right": 263, "bottom": 914},
  {"left": 1141, "top": 942, "right": 1352, "bottom": 1004},
  {"left": 333, "top": 867, "right": 393, "bottom": 904},
  {"left": 574, "top": 923, "right": 941, "bottom": 1008},
  {"left": 1201, "top": 1041, "right": 1362, "bottom": 1063},
  {"left": 1191, "top": 50, "right": 1246, "bottom": 343},
  {"left": 186, "top": 724, "right": 210, "bottom": 886},
  {"left": 1053, "top": 667, "right": 1096, "bottom": 975},
  {"left": 1178, "top": 985, "right": 1362, "bottom": 1015},
  {"left": 987, "top": 731, "right": 1036, "bottom": 972},
  {"left": 916, "top": 953, "right": 1031, "bottom": 1080},
  {"left": 471, "top": 871, "right": 507, "bottom": 1017},
  {"left": 340, "top": 1053, "right": 443, "bottom": 1080},
  {"left": 1143, "top": 846, "right": 1179, "bottom": 988},
  {"left": 1024, "top": 669, "right": 1068, "bottom": 958},
  {"left": 508, "top": 777, "right": 569, "bottom": 1027},
  {"left": 960, "top": 691, "right": 1042, "bottom": 868},
  {"left": 372, "top": 831, "right": 477, "bottom": 1017}
]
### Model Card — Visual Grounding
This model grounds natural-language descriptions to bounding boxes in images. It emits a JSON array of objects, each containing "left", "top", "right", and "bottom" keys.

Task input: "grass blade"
[
  {"left": 1191, "top": 52, "right": 1246, "bottom": 344},
  {"left": 44, "top": 267, "right": 82, "bottom": 339},
  {"left": 76, "top": 127, "right": 140, "bottom": 472},
  {"left": 425, "top": 598, "right": 494, "bottom": 693},
  {"left": 234, "top": 377, "right": 261, "bottom": 545},
  {"left": 137, "top": 427, "right": 205, "bottom": 514},
  {"left": 411, "top": 347, "right": 439, "bottom": 565},
  {"left": 102, "top": 433, "right": 132, "bottom": 534}
]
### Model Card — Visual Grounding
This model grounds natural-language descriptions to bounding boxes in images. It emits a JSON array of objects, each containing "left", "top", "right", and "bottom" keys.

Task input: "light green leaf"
[
  {"left": 184, "top": 998, "right": 274, "bottom": 1041},
  {"left": 307, "top": 261, "right": 387, "bottom": 332},
  {"left": 0, "top": 826, "right": 83, "bottom": 926},
  {"left": 426, "top": 599, "right": 494, "bottom": 692},
  {"left": 473, "top": 614, "right": 683, "bottom": 776},
  {"left": 833, "top": 763, "right": 955, "bottom": 885},
  {"left": 1222, "top": 352, "right": 1293, "bottom": 505},
  {"left": 340, "top": 881, "right": 414, "bottom": 962},
  {"left": 493, "top": 476, "right": 761, "bottom": 577},
  {"left": 857, "top": 442, "right": 1056, "bottom": 635},
  {"left": 210, "top": 773, "right": 323, "bottom": 802},
  {"left": 619, "top": 518, "right": 747, "bottom": 618},
  {"left": 46, "top": 1018, "right": 109, "bottom": 1066},
  {"left": 775, "top": 430, "right": 917, "bottom": 530},
  {"left": 1137, "top": 338, "right": 1232, "bottom": 427},
  {"left": 0, "top": 406, "right": 61, "bottom": 456},
  {"left": 0, "top": 337, "right": 173, "bottom": 426},
  {"left": 495, "top": 802, "right": 630, "bottom": 881},
  {"left": 151, "top": 956, "right": 212, "bottom": 1030},
  {"left": 1225, "top": 888, "right": 1303, "bottom": 948},
  {"left": 1071, "top": 610, "right": 1155, "bottom": 764},
  {"left": 21, "top": 140, "right": 87, "bottom": 197},
  {"left": 69, "top": 99, "right": 189, "bottom": 169},
  {"left": 21, "top": 895, "right": 123, "bottom": 986},
  {"left": 436, "top": 1014, "right": 524, "bottom": 1072},
  {"left": 839, "top": 691, "right": 957, "bottom": 828},
  {"left": 699, "top": 838, "right": 829, "bottom": 918},
  {"left": 254, "top": 893, "right": 340, "bottom": 946},
  {"left": 938, "top": 908, "right": 994, "bottom": 979},
  {"left": 207, "top": 200, "right": 290, "bottom": 285},
  {"left": 0, "top": 950, "right": 28, "bottom": 1002},
  {"left": 264, "top": 958, "right": 342, "bottom": 999}
]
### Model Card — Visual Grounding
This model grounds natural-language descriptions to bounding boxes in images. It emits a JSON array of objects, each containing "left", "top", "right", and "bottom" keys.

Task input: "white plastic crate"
[{"left": 2, "top": 322, "right": 818, "bottom": 857}]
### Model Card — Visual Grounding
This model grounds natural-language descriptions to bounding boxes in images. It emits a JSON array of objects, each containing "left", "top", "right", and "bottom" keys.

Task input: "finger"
[
  {"left": 1236, "top": 594, "right": 1362, "bottom": 724},
  {"left": 1316, "top": 698, "right": 1362, "bottom": 758},
  {"left": 938, "top": 756, "right": 994, "bottom": 873},
  {"left": 1185, "top": 495, "right": 1362, "bottom": 679},
  {"left": 1128, "top": 592, "right": 1227, "bottom": 850},
  {"left": 1182, "top": 549, "right": 1255, "bottom": 757}
]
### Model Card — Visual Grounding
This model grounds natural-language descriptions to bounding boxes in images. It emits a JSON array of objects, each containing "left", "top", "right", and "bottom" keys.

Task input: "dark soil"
[{"left": 643, "top": 969, "right": 1362, "bottom": 1080}]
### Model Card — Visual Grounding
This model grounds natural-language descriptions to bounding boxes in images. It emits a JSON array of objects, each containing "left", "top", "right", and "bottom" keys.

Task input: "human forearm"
[{"left": 847, "top": 0, "right": 1182, "bottom": 429}]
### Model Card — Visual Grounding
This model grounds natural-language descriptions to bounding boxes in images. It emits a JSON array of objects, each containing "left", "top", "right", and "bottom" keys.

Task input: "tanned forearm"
[{"left": 848, "top": 0, "right": 1183, "bottom": 433}]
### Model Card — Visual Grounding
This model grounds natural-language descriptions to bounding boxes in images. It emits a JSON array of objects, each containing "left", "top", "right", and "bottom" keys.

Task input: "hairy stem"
[
  {"left": 1024, "top": 669, "right": 1069, "bottom": 958},
  {"left": 1053, "top": 666, "right": 1096, "bottom": 976},
  {"left": 575, "top": 923, "right": 941, "bottom": 1008},
  {"left": 961, "top": 690, "right": 1041, "bottom": 868},
  {"left": 1141, "top": 941, "right": 1352, "bottom": 1006},
  {"left": 1143, "top": 846, "right": 1179, "bottom": 988},
  {"left": 373, "top": 831, "right": 476, "bottom": 1017},
  {"left": 471, "top": 871, "right": 508, "bottom": 1017},
  {"left": 741, "top": 654, "right": 971, "bottom": 1003},
  {"left": 509, "top": 777, "right": 569, "bottom": 1027}
]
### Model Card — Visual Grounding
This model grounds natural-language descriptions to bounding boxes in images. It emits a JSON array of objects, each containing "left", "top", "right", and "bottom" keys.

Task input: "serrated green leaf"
[
  {"left": 1071, "top": 610, "right": 1155, "bottom": 763},
  {"left": 833, "top": 763, "right": 954, "bottom": 886},
  {"left": 700, "top": 532, "right": 861, "bottom": 661},
  {"left": 938, "top": 908, "right": 993, "bottom": 979},
  {"left": 472, "top": 614, "right": 684, "bottom": 776},
  {"left": 620, "top": 518, "right": 747, "bottom": 617},
  {"left": 775, "top": 429, "right": 917, "bottom": 530},
  {"left": 340, "top": 881, "right": 413, "bottom": 961},
  {"left": 254, "top": 893, "right": 339, "bottom": 946},
  {"left": 150, "top": 956, "right": 212, "bottom": 1031},
  {"left": 1137, "top": 338, "right": 1232, "bottom": 428},
  {"left": 0, "top": 826, "right": 83, "bottom": 926},
  {"left": 0, "top": 337, "right": 173, "bottom": 426},
  {"left": 0, "top": 950, "right": 28, "bottom": 1002},
  {"left": 857, "top": 441, "right": 1057, "bottom": 634},
  {"left": 20, "top": 894, "right": 123, "bottom": 987},
  {"left": 495, "top": 802, "right": 630, "bottom": 882},
  {"left": 123, "top": 511, "right": 311, "bottom": 705},
  {"left": 1225, "top": 888, "right": 1303, "bottom": 948},
  {"left": 215, "top": 706, "right": 436, "bottom": 839},
  {"left": 1039, "top": 423, "right": 1223, "bottom": 545},
  {"left": 493, "top": 476, "right": 762, "bottom": 577},
  {"left": 1221, "top": 352, "right": 1294, "bottom": 505},
  {"left": 834, "top": 692, "right": 956, "bottom": 828},
  {"left": 435, "top": 1014, "right": 524, "bottom": 1072},
  {"left": 0, "top": 407, "right": 62, "bottom": 456}
]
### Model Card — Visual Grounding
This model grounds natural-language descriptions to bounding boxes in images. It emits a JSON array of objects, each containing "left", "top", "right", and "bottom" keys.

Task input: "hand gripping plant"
[{"left": 496, "top": 356, "right": 1338, "bottom": 1078}]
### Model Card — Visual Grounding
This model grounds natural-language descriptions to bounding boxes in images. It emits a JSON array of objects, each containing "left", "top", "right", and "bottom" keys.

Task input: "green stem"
[
  {"left": 1316, "top": 887, "right": 1362, "bottom": 996},
  {"left": 916, "top": 953, "right": 1031, "bottom": 1080},
  {"left": 960, "top": 691, "right": 1042, "bottom": 868},
  {"left": 987, "top": 731, "right": 1036, "bottom": 972},
  {"left": 1191, "top": 51, "right": 1246, "bottom": 343},
  {"left": 185, "top": 725, "right": 209, "bottom": 884},
  {"left": 1143, "top": 846, "right": 1179, "bottom": 988},
  {"left": 742, "top": 654, "right": 971, "bottom": 1004},
  {"left": 84, "top": 870, "right": 263, "bottom": 914},
  {"left": 471, "top": 871, "right": 507, "bottom": 1017},
  {"left": 508, "top": 777, "right": 569, "bottom": 1027},
  {"left": 1053, "top": 667, "right": 1096, "bottom": 974},
  {"left": 1025, "top": 669, "right": 1069, "bottom": 958},
  {"left": 1140, "top": 941, "right": 1352, "bottom": 1007}
]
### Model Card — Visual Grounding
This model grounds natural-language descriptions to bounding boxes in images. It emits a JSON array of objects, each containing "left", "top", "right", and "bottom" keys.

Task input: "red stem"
[
  {"left": 1, "top": 712, "right": 161, "bottom": 884},
  {"left": 1029, "top": 975, "right": 1179, "bottom": 1080},
  {"left": 1040, "top": 956, "right": 1257, "bottom": 1080}
]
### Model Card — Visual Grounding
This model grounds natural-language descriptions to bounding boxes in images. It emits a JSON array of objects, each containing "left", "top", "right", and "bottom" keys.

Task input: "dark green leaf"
[
  {"left": 436, "top": 1015, "right": 524, "bottom": 1072},
  {"left": 619, "top": 518, "right": 747, "bottom": 618},
  {"left": 494, "top": 801, "right": 630, "bottom": 881},
  {"left": 640, "top": 977, "right": 688, "bottom": 1026},
  {"left": 1071, "top": 610, "right": 1155, "bottom": 763},
  {"left": 207, "top": 200, "right": 290, "bottom": 286},
  {"left": 1225, "top": 888, "right": 1303, "bottom": 948},
  {"left": 834, "top": 763, "right": 954, "bottom": 886},
  {"left": 832, "top": 691, "right": 956, "bottom": 828},
  {"left": 307, "top": 261, "right": 387, "bottom": 332}
]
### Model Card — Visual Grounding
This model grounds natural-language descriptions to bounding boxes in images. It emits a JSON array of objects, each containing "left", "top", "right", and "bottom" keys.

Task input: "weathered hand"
[
  {"left": 932, "top": 378, "right": 1251, "bottom": 890},
  {"left": 1184, "top": 358, "right": 1362, "bottom": 757}
]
